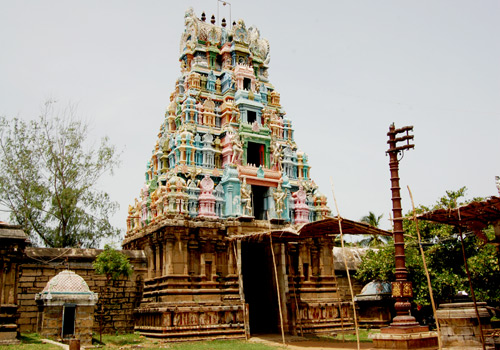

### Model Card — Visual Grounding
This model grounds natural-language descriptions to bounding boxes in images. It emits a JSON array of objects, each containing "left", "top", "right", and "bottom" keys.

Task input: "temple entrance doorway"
[
  {"left": 246, "top": 142, "right": 264, "bottom": 167},
  {"left": 241, "top": 241, "right": 279, "bottom": 334},
  {"left": 251, "top": 185, "right": 268, "bottom": 220}
]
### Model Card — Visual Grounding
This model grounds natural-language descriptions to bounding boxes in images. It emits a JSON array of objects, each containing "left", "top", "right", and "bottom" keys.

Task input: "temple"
[{"left": 122, "top": 8, "right": 385, "bottom": 341}]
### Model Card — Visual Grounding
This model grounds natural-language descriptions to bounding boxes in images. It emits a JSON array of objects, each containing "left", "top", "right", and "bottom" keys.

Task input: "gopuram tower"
[{"left": 123, "top": 8, "right": 351, "bottom": 341}]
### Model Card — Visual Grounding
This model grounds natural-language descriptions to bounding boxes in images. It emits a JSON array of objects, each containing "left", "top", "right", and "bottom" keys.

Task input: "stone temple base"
[
  {"left": 0, "top": 332, "right": 20, "bottom": 345},
  {"left": 437, "top": 301, "right": 494, "bottom": 350},
  {"left": 372, "top": 325, "right": 438, "bottom": 349},
  {"left": 0, "top": 322, "right": 19, "bottom": 344}
]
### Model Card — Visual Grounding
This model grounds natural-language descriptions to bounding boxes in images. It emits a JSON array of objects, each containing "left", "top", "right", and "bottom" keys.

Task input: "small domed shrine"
[
  {"left": 122, "top": 7, "right": 386, "bottom": 341},
  {"left": 35, "top": 270, "right": 97, "bottom": 345}
]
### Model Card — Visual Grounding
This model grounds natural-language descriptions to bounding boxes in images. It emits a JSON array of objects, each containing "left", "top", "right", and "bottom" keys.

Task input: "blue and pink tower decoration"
[{"left": 126, "top": 7, "right": 330, "bottom": 236}]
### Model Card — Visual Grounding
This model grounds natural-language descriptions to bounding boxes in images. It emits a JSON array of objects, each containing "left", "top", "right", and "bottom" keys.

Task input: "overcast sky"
[{"left": 1, "top": 0, "right": 499, "bottom": 239}]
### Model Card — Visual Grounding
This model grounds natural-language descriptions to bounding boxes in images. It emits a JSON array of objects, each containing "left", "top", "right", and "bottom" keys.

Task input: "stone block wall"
[
  {"left": 437, "top": 302, "right": 493, "bottom": 349},
  {"left": 18, "top": 248, "right": 147, "bottom": 335},
  {"left": 38, "top": 304, "right": 94, "bottom": 345}
]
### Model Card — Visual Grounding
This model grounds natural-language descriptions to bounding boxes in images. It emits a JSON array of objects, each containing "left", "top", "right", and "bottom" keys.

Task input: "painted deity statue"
[
  {"left": 231, "top": 134, "right": 243, "bottom": 164},
  {"left": 133, "top": 198, "right": 141, "bottom": 228},
  {"left": 273, "top": 183, "right": 286, "bottom": 219},
  {"left": 240, "top": 177, "right": 252, "bottom": 216},
  {"left": 270, "top": 141, "right": 283, "bottom": 171}
]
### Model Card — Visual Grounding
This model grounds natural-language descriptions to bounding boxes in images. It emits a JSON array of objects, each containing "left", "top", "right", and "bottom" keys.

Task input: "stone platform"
[{"left": 437, "top": 301, "right": 495, "bottom": 350}]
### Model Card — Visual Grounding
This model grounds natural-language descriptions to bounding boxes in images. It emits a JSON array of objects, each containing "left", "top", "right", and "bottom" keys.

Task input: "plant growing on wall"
[
  {"left": 93, "top": 244, "right": 133, "bottom": 282},
  {"left": 0, "top": 101, "right": 121, "bottom": 248},
  {"left": 93, "top": 244, "right": 133, "bottom": 339}
]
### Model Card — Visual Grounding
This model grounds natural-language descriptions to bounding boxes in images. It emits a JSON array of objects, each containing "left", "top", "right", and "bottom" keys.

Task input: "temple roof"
[
  {"left": 418, "top": 196, "right": 500, "bottom": 231},
  {"left": 298, "top": 217, "right": 392, "bottom": 237},
  {"left": 0, "top": 223, "right": 28, "bottom": 241},
  {"left": 229, "top": 217, "right": 392, "bottom": 242}
]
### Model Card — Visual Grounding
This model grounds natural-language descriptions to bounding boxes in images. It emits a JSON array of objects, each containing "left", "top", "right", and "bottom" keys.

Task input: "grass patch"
[
  {"left": 312, "top": 328, "right": 378, "bottom": 343},
  {"left": 95, "top": 330, "right": 383, "bottom": 349},
  {"left": 0, "top": 333, "right": 60, "bottom": 350},
  {"left": 169, "top": 340, "right": 278, "bottom": 350},
  {"left": 97, "top": 332, "right": 144, "bottom": 346},
  {"left": 95, "top": 333, "right": 280, "bottom": 349}
]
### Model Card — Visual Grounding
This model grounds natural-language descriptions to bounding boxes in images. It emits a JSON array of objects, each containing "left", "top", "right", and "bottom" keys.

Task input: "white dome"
[
  {"left": 36, "top": 270, "right": 97, "bottom": 304},
  {"left": 42, "top": 270, "right": 91, "bottom": 294}
]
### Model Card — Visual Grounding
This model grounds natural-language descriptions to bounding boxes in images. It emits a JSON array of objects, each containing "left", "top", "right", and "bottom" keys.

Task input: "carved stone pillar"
[
  {"left": 154, "top": 240, "right": 162, "bottom": 278},
  {"left": 181, "top": 237, "right": 189, "bottom": 275},
  {"left": 227, "top": 241, "right": 236, "bottom": 276},
  {"left": 166, "top": 234, "right": 175, "bottom": 275}
]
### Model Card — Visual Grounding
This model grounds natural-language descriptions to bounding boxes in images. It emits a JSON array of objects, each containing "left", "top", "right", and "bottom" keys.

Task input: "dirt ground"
[{"left": 249, "top": 335, "right": 375, "bottom": 350}]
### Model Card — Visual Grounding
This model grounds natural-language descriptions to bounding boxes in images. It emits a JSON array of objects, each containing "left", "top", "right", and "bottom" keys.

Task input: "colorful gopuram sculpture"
[
  {"left": 125, "top": 8, "right": 329, "bottom": 230},
  {"left": 123, "top": 8, "right": 340, "bottom": 341}
]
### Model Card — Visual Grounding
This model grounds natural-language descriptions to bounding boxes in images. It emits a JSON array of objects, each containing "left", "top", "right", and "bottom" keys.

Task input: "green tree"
[
  {"left": 93, "top": 244, "right": 133, "bottom": 282},
  {"left": 0, "top": 101, "right": 120, "bottom": 247},
  {"left": 359, "top": 211, "right": 389, "bottom": 247},
  {"left": 360, "top": 211, "right": 384, "bottom": 227},
  {"left": 355, "top": 187, "right": 500, "bottom": 312},
  {"left": 93, "top": 244, "right": 133, "bottom": 340}
]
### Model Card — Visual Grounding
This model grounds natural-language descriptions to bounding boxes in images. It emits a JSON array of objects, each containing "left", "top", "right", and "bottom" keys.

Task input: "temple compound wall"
[{"left": 17, "top": 248, "right": 147, "bottom": 335}]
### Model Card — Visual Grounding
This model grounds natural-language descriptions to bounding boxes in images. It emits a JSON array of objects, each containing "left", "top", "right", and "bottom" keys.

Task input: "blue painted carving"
[
  {"left": 194, "top": 133, "right": 203, "bottom": 166},
  {"left": 221, "top": 73, "right": 232, "bottom": 93},
  {"left": 183, "top": 94, "right": 198, "bottom": 123},
  {"left": 207, "top": 70, "right": 216, "bottom": 92},
  {"left": 220, "top": 165, "right": 241, "bottom": 217},
  {"left": 214, "top": 183, "right": 225, "bottom": 218},
  {"left": 259, "top": 83, "right": 268, "bottom": 105},
  {"left": 257, "top": 166, "right": 265, "bottom": 178}
]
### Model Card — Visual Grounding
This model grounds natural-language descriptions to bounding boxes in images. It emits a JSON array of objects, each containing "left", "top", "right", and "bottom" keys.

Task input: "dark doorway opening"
[
  {"left": 241, "top": 242, "right": 279, "bottom": 334},
  {"left": 243, "top": 77, "right": 251, "bottom": 90},
  {"left": 247, "top": 110, "right": 257, "bottom": 124},
  {"left": 247, "top": 142, "right": 264, "bottom": 167},
  {"left": 252, "top": 185, "right": 268, "bottom": 220},
  {"left": 62, "top": 304, "right": 76, "bottom": 338}
]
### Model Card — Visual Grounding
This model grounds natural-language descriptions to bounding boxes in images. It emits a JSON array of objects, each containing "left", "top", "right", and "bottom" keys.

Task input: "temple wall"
[
  {"left": 332, "top": 246, "right": 366, "bottom": 299},
  {"left": 283, "top": 240, "right": 361, "bottom": 334},
  {"left": 17, "top": 248, "right": 147, "bottom": 334},
  {"left": 127, "top": 221, "right": 247, "bottom": 340}
]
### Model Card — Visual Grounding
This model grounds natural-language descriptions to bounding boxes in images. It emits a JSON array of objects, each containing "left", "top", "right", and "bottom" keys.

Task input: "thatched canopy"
[
  {"left": 418, "top": 196, "right": 500, "bottom": 232},
  {"left": 229, "top": 217, "right": 392, "bottom": 242}
]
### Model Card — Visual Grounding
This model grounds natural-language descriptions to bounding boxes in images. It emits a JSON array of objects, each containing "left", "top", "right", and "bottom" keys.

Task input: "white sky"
[{"left": 1, "top": 0, "right": 499, "bottom": 239}]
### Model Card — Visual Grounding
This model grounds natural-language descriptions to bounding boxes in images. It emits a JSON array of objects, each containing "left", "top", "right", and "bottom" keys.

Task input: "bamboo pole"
[
  {"left": 330, "top": 242, "right": 345, "bottom": 341},
  {"left": 330, "top": 178, "right": 360, "bottom": 350},
  {"left": 287, "top": 248, "right": 303, "bottom": 336},
  {"left": 407, "top": 186, "right": 442, "bottom": 350},
  {"left": 233, "top": 241, "right": 249, "bottom": 339},
  {"left": 456, "top": 205, "right": 486, "bottom": 350},
  {"left": 270, "top": 233, "right": 286, "bottom": 345}
]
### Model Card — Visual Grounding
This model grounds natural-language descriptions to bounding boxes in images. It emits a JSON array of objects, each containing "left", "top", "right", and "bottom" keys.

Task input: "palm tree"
[
  {"left": 360, "top": 211, "right": 383, "bottom": 227},
  {"left": 359, "top": 212, "right": 389, "bottom": 247}
]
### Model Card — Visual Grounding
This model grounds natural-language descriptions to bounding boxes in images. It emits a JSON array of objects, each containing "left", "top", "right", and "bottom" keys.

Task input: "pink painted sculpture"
[
  {"left": 292, "top": 185, "right": 309, "bottom": 224},
  {"left": 198, "top": 174, "right": 216, "bottom": 217}
]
